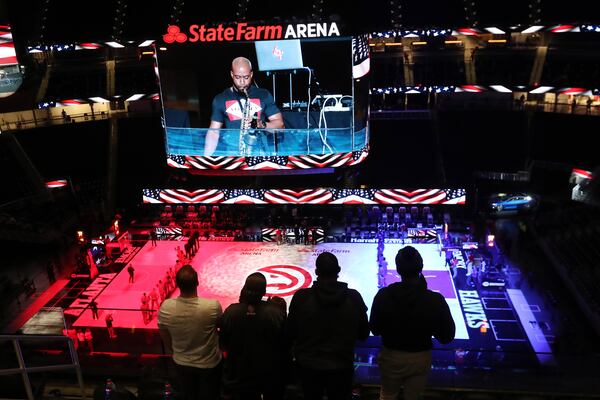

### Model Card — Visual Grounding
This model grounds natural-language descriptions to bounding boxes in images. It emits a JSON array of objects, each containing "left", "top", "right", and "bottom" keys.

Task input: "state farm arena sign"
[{"left": 163, "top": 22, "right": 341, "bottom": 44}]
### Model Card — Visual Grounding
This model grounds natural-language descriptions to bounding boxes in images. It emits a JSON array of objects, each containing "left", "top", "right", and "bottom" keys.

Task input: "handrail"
[{"left": 0, "top": 334, "right": 86, "bottom": 400}]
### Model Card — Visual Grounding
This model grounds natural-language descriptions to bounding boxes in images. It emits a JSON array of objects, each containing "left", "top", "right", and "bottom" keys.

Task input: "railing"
[
  {"left": 0, "top": 334, "right": 86, "bottom": 400},
  {"left": 165, "top": 127, "right": 368, "bottom": 157}
]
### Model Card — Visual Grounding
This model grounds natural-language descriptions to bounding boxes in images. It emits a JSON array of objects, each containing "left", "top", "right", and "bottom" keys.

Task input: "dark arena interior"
[{"left": 2, "top": 1, "right": 600, "bottom": 399}]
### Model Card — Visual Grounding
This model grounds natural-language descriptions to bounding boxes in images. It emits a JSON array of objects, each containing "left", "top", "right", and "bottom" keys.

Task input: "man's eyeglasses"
[{"left": 233, "top": 75, "right": 251, "bottom": 80}]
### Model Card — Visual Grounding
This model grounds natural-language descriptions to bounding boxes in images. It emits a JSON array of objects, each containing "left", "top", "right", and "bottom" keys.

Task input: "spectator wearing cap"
[
  {"left": 220, "top": 272, "right": 287, "bottom": 399},
  {"left": 370, "top": 246, "right": 455, "bottom": 400},
  {"left": 287, "top": 252, "right": 369, "bottom": 400}
]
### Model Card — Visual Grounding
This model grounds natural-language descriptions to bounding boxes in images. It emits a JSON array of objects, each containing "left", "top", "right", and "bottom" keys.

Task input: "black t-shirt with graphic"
[{"left": 211, "top": 86, "right": 280, "bottom": 128}]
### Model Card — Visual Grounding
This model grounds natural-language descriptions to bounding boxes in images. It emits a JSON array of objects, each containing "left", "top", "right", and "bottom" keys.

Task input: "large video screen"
[
  {"left": 0, "top": 25, "right": 23, "bottom": 99},
  {"left": 157, "top": 32, "right": 369, "bottom": 172}
]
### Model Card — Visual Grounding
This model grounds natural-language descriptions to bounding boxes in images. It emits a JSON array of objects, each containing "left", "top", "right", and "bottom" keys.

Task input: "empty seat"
[
  {"left": 426, "top": 213, "right": 434, "bottom": 226},
  {"left": 161, "top": 205, "right": 173, "bottom": 218},
  {"left": 371, "top": 205, "right": 381, "bottom": 221},
  {"left": 410, "top": 206, "right": 419, "bottom": 220},
  {"left": 398, "top": 206, "right": 406, "bottom": 219},
  {"left": 187, "top": 205, "right": 198, "bottom": 219}
]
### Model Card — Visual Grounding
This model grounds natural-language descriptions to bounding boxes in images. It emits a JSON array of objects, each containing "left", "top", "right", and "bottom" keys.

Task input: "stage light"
[
  {"left": 487, "top": 235, "right": 495, "bottom": 248},
  {"left": 412, "top": 41, "right": 427, "bottom": 46},
  {"left": 138, "top": 40, "right": 155, "bottom": 47},
  {"left": 106, "top": 41, "right": 125, "bottom": 48},
  {"left": 522, "top": 26, "right": 544, "bottom": 34},
  {"left": 488, "top": 39, "right": 507, "bottom": 43},
  {"left": 77, "top": 231, "right": 85, "bottom": 244}
]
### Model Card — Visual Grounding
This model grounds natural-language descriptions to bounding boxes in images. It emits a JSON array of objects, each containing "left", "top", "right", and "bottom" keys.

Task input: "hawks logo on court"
[{"left": 258, "top": 265, "right": 313, "bottom": 297}]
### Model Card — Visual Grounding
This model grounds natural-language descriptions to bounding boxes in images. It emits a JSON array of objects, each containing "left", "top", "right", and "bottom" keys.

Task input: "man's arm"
[
  {"left": 158, "top": 328, "right": 173, "bottom": 354},
  {"left": 351, "top": 290, "right": 370, "bottom": 341},
  {"left": 433, "top": 295, "right": 456, "bottom": 344},
  {"left": 369, "top": 291, "right": 383, "bottom": 336},
  {"left": 265, "top": 112, "right": 284, "bottom": 129},
  {"left": 285, "top": 291, "right": 303, "bottom": 344},
  {"left": 204, "top": 120, "right": 223, "bottom": 156}
]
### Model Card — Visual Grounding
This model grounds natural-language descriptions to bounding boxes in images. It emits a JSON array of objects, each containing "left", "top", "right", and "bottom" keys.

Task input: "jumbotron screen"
[
  {"left": 0, "top": 24, "right": 23, "bottom": 99},
  {"left": 156, "top": 22, "right": 370, "bottom": 172}
]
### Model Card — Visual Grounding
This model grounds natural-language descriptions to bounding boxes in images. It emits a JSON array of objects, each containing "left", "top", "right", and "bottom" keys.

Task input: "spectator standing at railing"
[
  {"left": 586, "top": 97, "right": 593, "bottom": 114},
  {"left": 370, "top": 246, "right": 455, "bottom": 400},
  {"left": 287, "top": 252, "right": 369, "bottom": 400},
  {"left": 158, "top": 265, "right": 223, "bottom": 400},
  {"left": 220, "top": 273, "right": 287, "bottom": 399}
]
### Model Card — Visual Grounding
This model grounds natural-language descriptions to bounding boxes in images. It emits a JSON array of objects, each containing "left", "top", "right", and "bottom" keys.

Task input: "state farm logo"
[
  {"left": 161, "top": 22, "right": 340, "bottom": 44},
  {"left": 163, "top": 25, "right": 187, "bottom": 43},
  {"left": 258, "top": 265, "right": 312, "bottom": 297}
]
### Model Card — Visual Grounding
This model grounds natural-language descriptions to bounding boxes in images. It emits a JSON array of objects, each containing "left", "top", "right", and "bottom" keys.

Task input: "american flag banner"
[
  {"left": 155, "top": 226, "right": 183, "bottom": 236},
  {"left": 0, "top": 25, "right": 23, "bottom": 99},
  {"left": 374, "top": 189, "right": 466, "bottom": 205},
  {"left": 143, "top": 188, "right": 466, "bottom": 205},
  {"left": 261, "top": 228, "right": 278, "bottom": 242},
  {"left": 143, "top": 189, "right": 225, "bottom": 204},
  {"left": 407, "top": 228, "right": 438, "bottom": 238},
  {"left": 352, "top": 34, "right": 370, "bottom": 79},
  {"left": 264, "top": 189, "right": 333, "bottom": 204},
  {"left": 167, "top": 147, "right": 369, "bottom": 171},
  {"left": 0, "top": 27, "right": 17, "bottom": 66}
]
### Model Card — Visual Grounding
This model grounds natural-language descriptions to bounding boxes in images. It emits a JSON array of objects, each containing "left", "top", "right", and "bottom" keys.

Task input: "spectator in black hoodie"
[
  {"left": 287, "top": 252, "right": 369, "bottom": 400},
  {"left": 220, "top": 272, "right": 287, "bottom": 400},
  {"left": 370, "top": 246, "right": 455, "bottom": 400}
]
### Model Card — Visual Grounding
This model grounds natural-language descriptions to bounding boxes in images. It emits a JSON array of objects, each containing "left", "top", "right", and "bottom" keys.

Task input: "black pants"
[
  {"left": 175, "top": 362, "right": 222, "bottom": 400},
  {"left": 297, "top": 366, "right": 354, "bottom": 400},
  {"left": 226, "top": 379, "right": 284, "bottom": 400}
]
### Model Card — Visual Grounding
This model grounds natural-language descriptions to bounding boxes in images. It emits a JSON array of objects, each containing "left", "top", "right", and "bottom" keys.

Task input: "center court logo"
[{"left": 258, "top": 265, "right": 312, "bottom": 297}]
